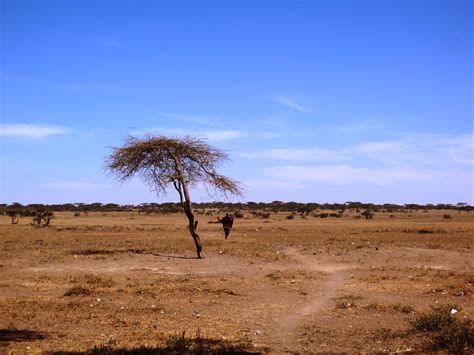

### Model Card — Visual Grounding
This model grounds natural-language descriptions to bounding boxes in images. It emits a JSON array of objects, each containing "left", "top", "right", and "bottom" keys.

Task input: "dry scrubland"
[{"left": 0, "top": 210, "right": 473, "bottom": 353}]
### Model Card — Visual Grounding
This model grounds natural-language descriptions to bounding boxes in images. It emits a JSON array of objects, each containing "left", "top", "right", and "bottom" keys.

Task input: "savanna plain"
[{"left": 0, "top": 209, "right": 473, "bottom": 354}]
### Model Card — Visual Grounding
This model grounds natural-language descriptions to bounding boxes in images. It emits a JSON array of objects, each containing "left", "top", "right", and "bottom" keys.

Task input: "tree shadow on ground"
[
  {"left": 152, "top": 253, "right": 199, "bottom": 260},
  {"left": 0, "top": 329, "right": 46, "bottom": 342}
]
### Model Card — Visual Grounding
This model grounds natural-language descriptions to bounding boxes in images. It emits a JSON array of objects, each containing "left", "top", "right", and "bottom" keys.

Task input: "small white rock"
[
  {"left": 451, "top": 309, "right": 458, "bottom": 315},
  {"left": 255, "top": 330, "right": 262, "bottom": 335}
]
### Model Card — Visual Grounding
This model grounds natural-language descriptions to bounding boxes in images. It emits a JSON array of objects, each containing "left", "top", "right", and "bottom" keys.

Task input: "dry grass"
[{"left": 0, "top": 210, "right": 473, "bottom": 353}]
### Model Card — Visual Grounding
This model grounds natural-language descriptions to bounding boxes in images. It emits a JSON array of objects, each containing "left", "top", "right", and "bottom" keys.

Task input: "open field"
[{"left": 0, "top": 210, "right": 473, "bottom": 353}]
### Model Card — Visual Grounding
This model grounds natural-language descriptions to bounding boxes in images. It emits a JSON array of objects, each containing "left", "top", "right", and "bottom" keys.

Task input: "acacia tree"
[{"left": 104, "top": 134, "right": 242, "bottom": 259}]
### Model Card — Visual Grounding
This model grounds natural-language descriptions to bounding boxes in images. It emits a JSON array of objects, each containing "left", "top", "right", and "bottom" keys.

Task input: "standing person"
[{"left": 217, "top": 213, "right": 234, "bottom": 240}]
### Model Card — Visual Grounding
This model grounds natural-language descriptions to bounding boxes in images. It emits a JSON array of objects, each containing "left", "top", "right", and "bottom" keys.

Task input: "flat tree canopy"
[{"left": 104, "top": 134, "right": 242, "bottom": 258}]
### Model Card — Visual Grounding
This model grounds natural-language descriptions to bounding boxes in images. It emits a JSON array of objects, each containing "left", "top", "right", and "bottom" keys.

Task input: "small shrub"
[
  {"left": 234, "top": 211, "right": 244, "bottom": 218},
  {"left": 6, "top": 210, "right": 21, "bottom": 224},
  {"left": 361, "top": 210, "right": 374, "bottom": 219},
  {"left": 286, "top": 214, "right": 295, "bottom": 220},
  {"left": 32, "top": 211, "right": 54, "bottom": 227},
  {"left": 418, "top": 229, "right": 434, "bottom": 234},
  {"left": 443, "top": 214, "right": 452, "bottom": 219},
  {"left": 319, "top": 213, "right": 329, "bottom": 218},
  {"left": 259, "top": 212, "right": 271, "bottom": 219},
  {"left": 64, "top": 285, "right": 91, "bottom": 296}
]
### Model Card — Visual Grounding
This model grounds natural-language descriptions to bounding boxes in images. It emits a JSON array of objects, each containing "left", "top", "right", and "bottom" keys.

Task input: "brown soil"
[{"left": 0, "top": 210, "right": 473, "bottom": 353}]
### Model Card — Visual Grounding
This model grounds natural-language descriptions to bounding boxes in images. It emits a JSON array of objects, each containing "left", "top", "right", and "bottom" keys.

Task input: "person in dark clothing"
[{"left": 217, "top": 213, "right": 234, "bottom": 239}]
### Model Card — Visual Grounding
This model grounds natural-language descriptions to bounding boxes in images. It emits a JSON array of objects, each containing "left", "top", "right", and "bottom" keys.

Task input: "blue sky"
[{"left": 1, "top": 0, "right": 472, "bottom": 205}]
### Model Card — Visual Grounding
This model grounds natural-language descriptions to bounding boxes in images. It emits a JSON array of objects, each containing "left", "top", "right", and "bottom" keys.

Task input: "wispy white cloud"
[
  {"left": 0, "top": 124, "right": 69, "bottom": 139},
  {"left": 274, "top": 95, "right": 307, "bottom": 112},
  {"left": 240, "top": 133, "right": 474, "bottom": 168},
  {"left": 42, "top": 182, "right": 111, "bottom": 191}
]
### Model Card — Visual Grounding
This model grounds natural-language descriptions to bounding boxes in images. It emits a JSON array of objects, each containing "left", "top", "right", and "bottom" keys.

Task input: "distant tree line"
[{"left": 1, "top": 201, "right": 472, "bottom": 217}]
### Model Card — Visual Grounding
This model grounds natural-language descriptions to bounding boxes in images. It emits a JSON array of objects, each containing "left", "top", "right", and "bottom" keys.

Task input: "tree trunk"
[
  {"left": 185, "top": 209, "right": 204, "bottom": 259},
  {"left": 174, "top": 176, "right": 204, "bottom": 259}
]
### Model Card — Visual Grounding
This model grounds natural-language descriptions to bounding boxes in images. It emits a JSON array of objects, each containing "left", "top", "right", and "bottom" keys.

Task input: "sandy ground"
[{"left": 0, "top": 210, "right": 473, "bottom": 353}]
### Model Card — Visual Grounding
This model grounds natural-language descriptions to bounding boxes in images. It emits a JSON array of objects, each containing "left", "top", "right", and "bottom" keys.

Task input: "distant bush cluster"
[{"left": 5, "top": 208, "right": 54, "bottom": 227}]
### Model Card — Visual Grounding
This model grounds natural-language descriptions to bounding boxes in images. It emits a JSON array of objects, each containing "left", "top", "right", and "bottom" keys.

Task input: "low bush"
[
  {"left": 64, "top": 285, "right": 91, "bottom": 296},
  {"left": 410, "top": 304, "right": 473, "bottom": 353}
]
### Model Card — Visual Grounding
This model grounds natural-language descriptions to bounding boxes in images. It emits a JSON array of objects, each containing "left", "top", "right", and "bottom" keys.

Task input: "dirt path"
[
  {"left": 24, "top": 247, "right": 354, "bottom": 353},
  {"left": 267, "top": 247, "right": 351, "bottom": 353}
]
